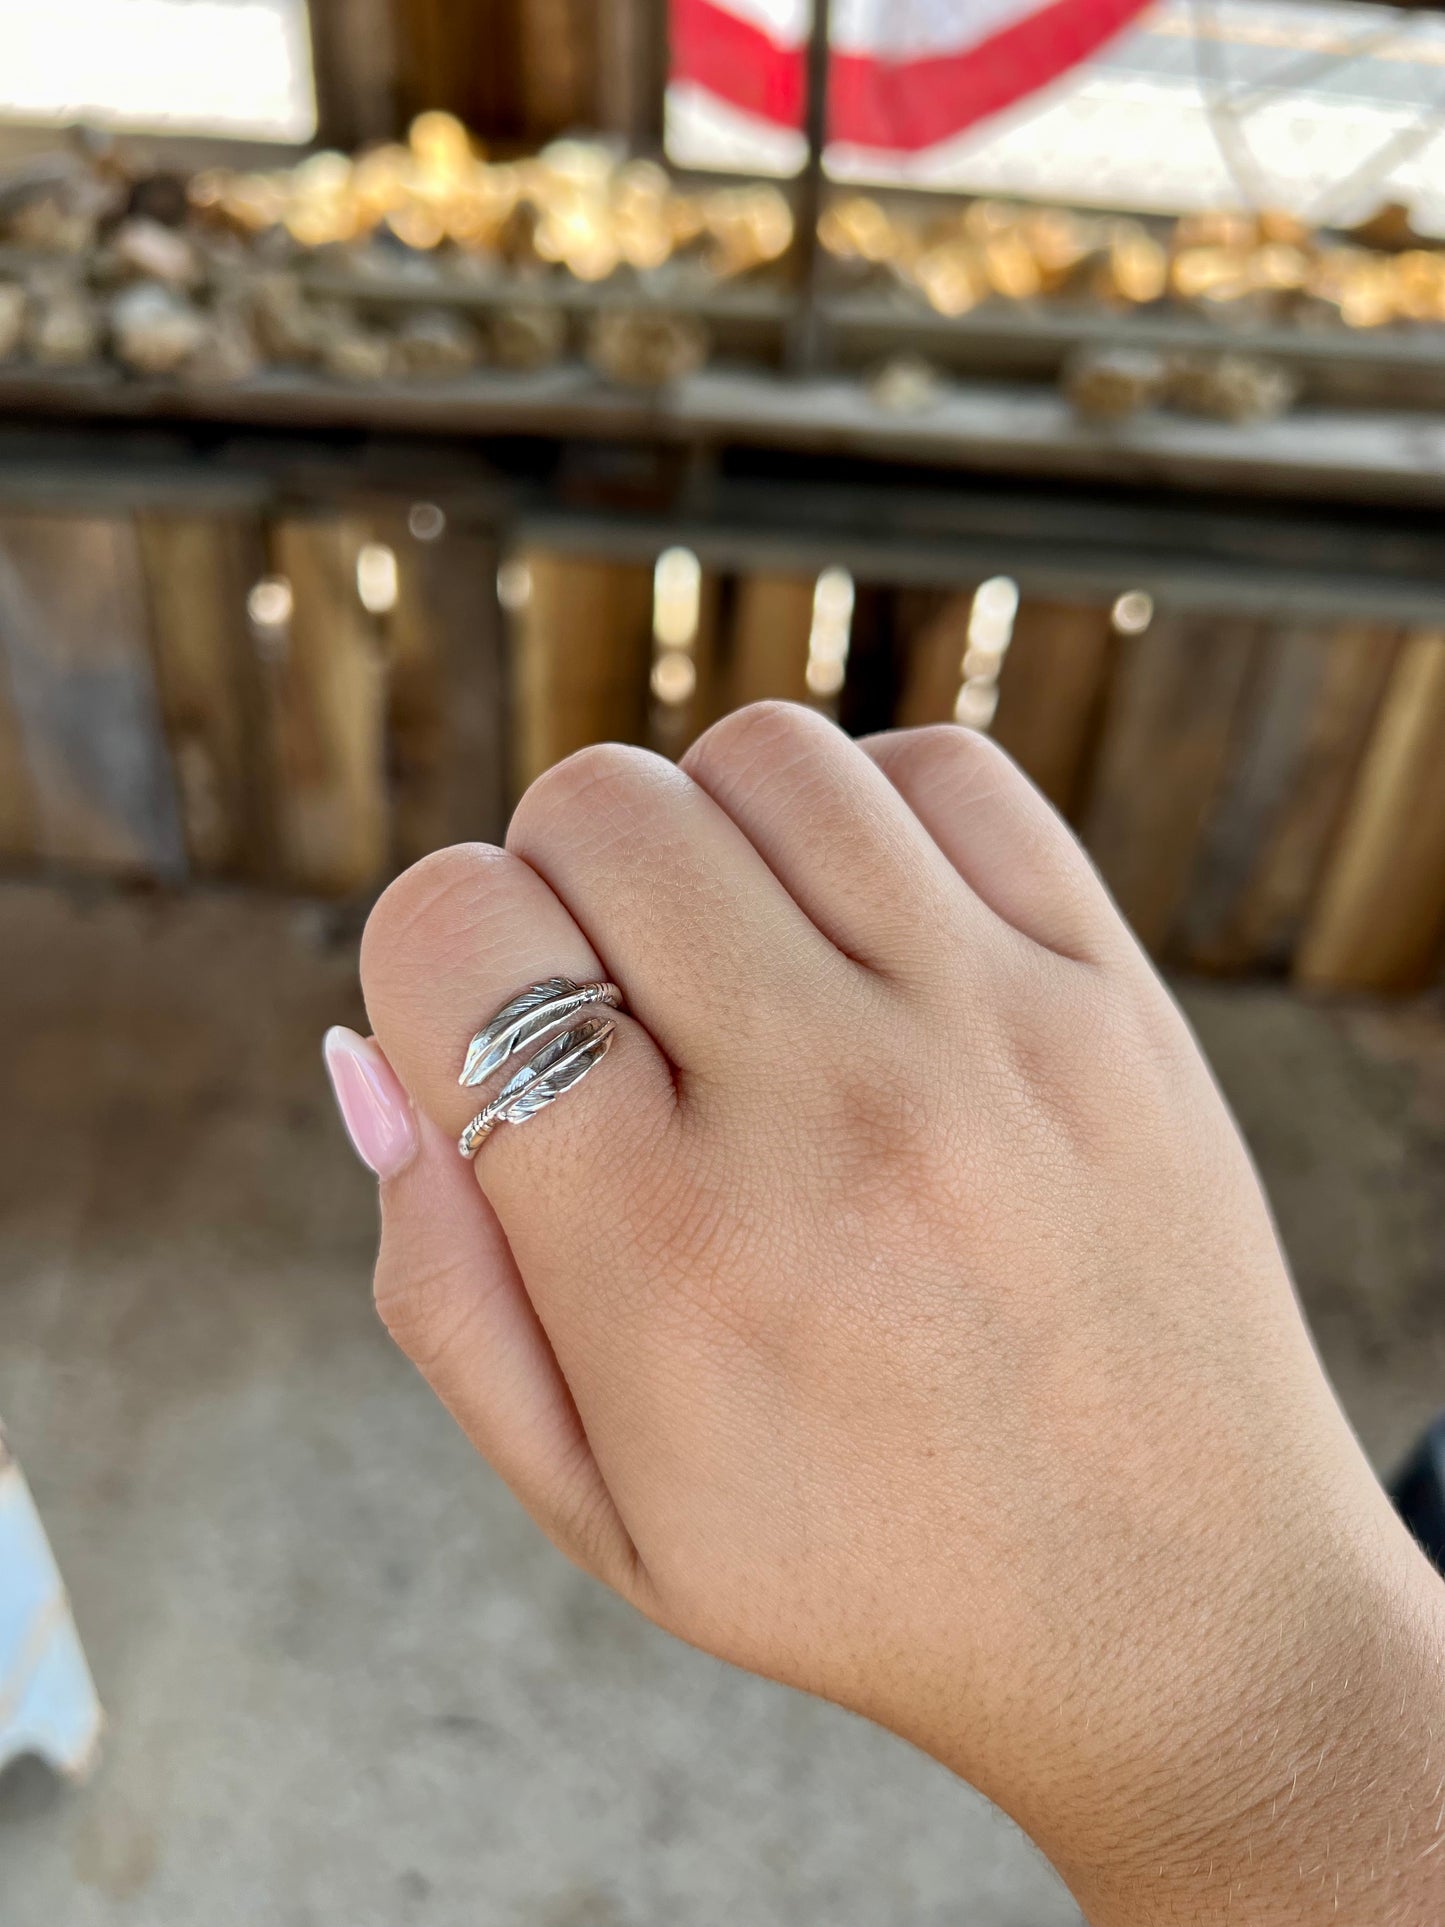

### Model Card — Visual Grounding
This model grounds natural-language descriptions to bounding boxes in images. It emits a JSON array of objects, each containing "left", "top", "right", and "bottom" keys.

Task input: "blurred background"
[{"left": 0, "top": 2, "right": 1443, "bottom": 1922}]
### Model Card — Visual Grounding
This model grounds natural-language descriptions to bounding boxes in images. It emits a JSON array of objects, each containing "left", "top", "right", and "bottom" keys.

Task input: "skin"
[{"left": 350, "top": 704, "right": 1445, "bottom": 1924}]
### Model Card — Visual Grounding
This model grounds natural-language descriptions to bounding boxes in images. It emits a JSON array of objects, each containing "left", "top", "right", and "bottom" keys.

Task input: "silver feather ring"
[{"left": 457, "top": 976, "right": 622, "bottom": 1158}]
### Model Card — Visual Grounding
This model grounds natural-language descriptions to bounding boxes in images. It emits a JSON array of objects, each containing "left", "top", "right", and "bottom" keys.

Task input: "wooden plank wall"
[
  {"left": 137, "top": 514, "right": 273, "bottom": 879},
  {"left": 511, "top": 549, "right": 654, "bottom": 792},
  {"left": 1079, "top": 615, "right": 1265, "bottom": 956},
  {"left": 1175, "top": 623, "right": 1402, "bottom": 973},
  {"left": 264, "top": 518, "right": 390, "bottom": 896},
  {"left": 894, "top": 591, "right": 974, "bottom": 730},
  {"left": 1, "top": 518, "right": 1442, "bottom": 994},
  {"left": 381, "top": 516, "right": 509, "bottom": 867},
  {"left": 0, "top": 517, "right": 186, "bottom": 880},
  {"left": 0, "top": 505, "right": 509, "bottom": 898},
  {"left": 1294, "top": 633, "right": 1445, "bottom": 991},
  {"left": 725, "top": 574, "right": 816, "bottom": 711},
  {"left": 990, "top": 600, "right": 1114, "bottom": 819}
]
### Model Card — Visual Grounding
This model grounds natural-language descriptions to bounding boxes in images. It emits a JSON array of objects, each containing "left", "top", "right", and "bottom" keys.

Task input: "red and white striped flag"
[{"left": 669, "top": 0, "right": 1152, "bottom": 157}]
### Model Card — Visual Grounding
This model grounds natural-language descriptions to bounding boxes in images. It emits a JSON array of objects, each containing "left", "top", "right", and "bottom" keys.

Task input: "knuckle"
[
  {"left": 360, "top": 842, "right": 509, "bottom": 1002},
  {"left": 686, "top": 700, "right": 827, "bottom": 783},
  {"left": 509, "top": 741, "right": 672, "bottom": 848},
  {"left": 372, "top": 1244, "right": 480, "bottom": 1377},
  {"left": 547, "top": 1458, "right": 631, "bottom": 1586},
  {"left": 891, "top": 722, "right": 1013, "bottom": 799}
]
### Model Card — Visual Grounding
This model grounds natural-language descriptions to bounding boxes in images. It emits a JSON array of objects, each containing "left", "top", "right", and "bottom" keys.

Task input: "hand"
[{"left": 336, "top": 704, "right": 1445, "bottom": 1923}]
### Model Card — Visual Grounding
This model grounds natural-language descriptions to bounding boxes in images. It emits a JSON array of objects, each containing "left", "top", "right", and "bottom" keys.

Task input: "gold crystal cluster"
[
  {"left": 2, "top": 105, "right": 1444, "bottom": 401},
  {"left": 192, "top": 114, "right": 794, "bottom": 284},
  {"left": 0, "top": 116, "right": 795, "bottom": 386},
  {"left": 821, "top": 195, "right": 1445, "bottom": 329}
]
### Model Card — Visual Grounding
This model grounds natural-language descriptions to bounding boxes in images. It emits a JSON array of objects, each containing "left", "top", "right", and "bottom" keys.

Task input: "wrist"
[{"left": 1060, "top": 1498, "right": 1445, "bottom": 1925}]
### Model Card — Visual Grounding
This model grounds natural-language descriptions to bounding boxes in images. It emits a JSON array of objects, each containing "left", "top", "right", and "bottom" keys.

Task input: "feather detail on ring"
[
  {"left": 459, "top": 976, "right": 591, "bottom": 1086},
  {"left": 493, "top": 1019, "right": 615, "bottom": 1126}
]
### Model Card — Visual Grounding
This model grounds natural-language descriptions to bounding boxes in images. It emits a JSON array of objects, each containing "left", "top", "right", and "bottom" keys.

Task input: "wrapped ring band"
[
  {"left": 458, "top": 977, "right": 624, "bottom": 1160},
  {"left": 459, "top": 1019, "right": 616, "bottom": 1158},
  {"left": 458, "top": 976, "right": 622, "bottom": 1088}
]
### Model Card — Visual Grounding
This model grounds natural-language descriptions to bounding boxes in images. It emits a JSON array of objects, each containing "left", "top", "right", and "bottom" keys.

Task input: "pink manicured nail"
[{"left": 323, "top": 1027, "right": 418, "bottom": 1180}]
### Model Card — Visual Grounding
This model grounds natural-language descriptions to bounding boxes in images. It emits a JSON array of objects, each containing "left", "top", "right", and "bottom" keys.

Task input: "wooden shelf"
[
  {"left": 820, "top": 291, "right": 1445, "bottom": 407},
  {"left": 2, "top": 361, "right": 1445, "bottom": 508}
]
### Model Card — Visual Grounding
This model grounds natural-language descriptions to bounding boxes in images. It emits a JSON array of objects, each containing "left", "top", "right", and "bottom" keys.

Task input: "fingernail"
[{"left": 323, "top": 1027, "right": 418, "bottom": 1180}]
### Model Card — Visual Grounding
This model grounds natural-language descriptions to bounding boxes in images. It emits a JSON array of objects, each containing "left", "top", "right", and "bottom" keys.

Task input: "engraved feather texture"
[
  {"left": 493, "top": 1019, "right": 615, "bottom": 1126},
  {"left": 457, "top": 1017, "right": 617, "bottom": 1159},
  {"left": 459, "top": 976, "right": 587, "bottom": 1086}
]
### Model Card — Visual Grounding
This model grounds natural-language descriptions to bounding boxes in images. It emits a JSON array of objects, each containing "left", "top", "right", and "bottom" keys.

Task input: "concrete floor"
[{"left": 0, "top": 882, "right": 1442, "bottom": 1927}]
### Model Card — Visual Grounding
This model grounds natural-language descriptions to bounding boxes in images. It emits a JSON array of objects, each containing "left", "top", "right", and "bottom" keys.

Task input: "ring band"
[{"left": 457, "top": 976, "right": 624, "bottom": 1160}]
